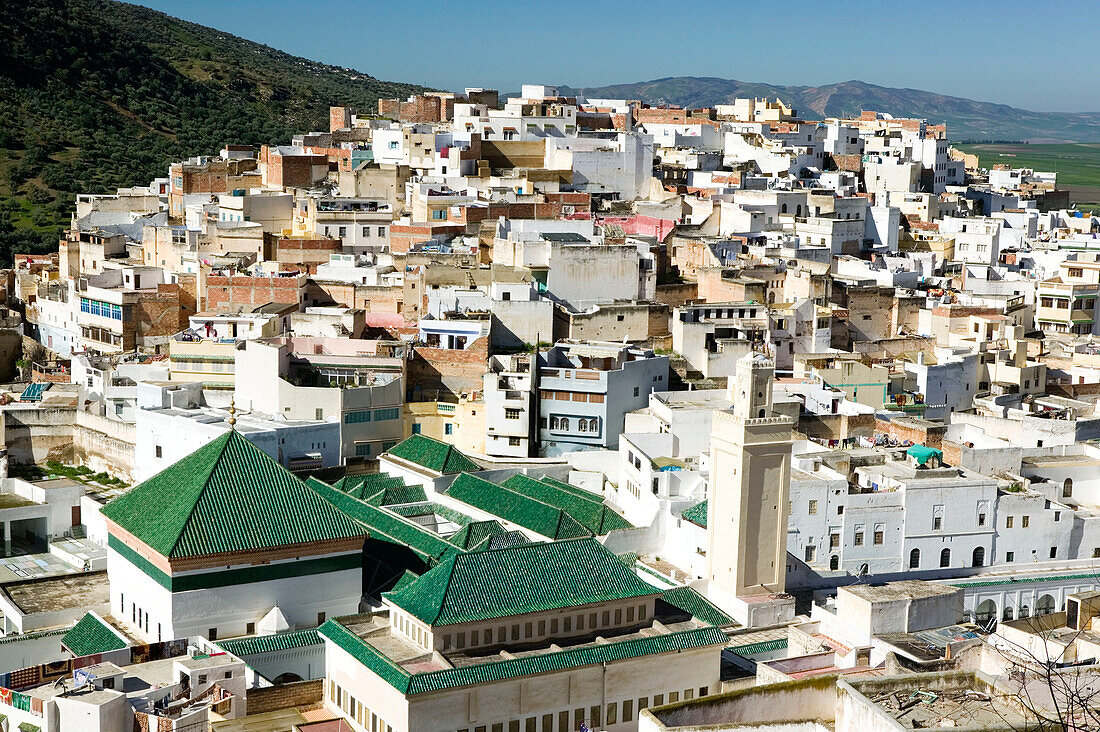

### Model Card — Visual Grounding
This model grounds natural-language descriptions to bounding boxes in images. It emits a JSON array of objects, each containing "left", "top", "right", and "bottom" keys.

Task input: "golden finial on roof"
[{"left": 227, "top": 400, "right": 237, "bottom": 430}]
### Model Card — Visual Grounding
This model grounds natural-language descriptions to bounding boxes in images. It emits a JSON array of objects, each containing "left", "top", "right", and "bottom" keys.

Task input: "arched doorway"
[
  {"left": 972, "top": 546, "right": 985, "bottom": 568},
  {"left": 1037, "top": 595, "right": 1056, "bottom": 616},
  {"left": 273, "top": 672, "right": 304, "bottom": 684},
  {"left": 1020, "top": 605, "right": 1030, "bottom": 618},
  {"left": 909, "top": 548, "right": 920, "bottom": 569},
  {"left": 1064, "top": 478, "right": 1073, "bottom": 498},
  {"left": 830, "top": 555, "right": 839, "bottom": 571},
  {"left": 940, "top": 548, "right": 951, "bottom": 568},
  {"left": 975, "top": 599, "right": 996, "bottom": 626}
]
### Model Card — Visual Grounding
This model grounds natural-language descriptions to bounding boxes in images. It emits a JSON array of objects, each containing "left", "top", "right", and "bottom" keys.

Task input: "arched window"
[
  {"left": 758, "top": 409, "right": 766, "bottom": 418},
  {"left": 976, "top": 599, "right": 996, "bottom": 625},
  {"left": 940, "top": 548, "right": 951, "bottom": 568},
  {"left": 909, "top": 548, "right": 920, "bottom": 569},
  {"left": 796, "top": 204, "right": 803, "bottom": 217},
  {"left": 560, "top": 417, "right": 570, "bottom": 432},
  {"left": 1037, "top": 595, "right": 1056, "bottom": 616},
  {"left": 1002, "top": 606, "right": 1014, "bottom": 621},
  {"left": 830, "top": 555, "right": 839, "bottom": 571},
  {"left": 781, "top": 203, "right": 788, "bottom": 214},
  {"left": 550, "top": 416, "right": 560, "bottom": 430},
  {"left": 589, "top": 418, "right": 599, "bottom": 432},
  {"left": 972, "top": 546, "right": 985, "bottom": 568},
  {"left": 578, "top": 420, "right": 588, "bottom": 433},
  {"left": 1019, "top": 605, "right": 1030, "bottom": 618},
  {"left": 1064, "top": 478, "right": 1073, "bottom": 498}
]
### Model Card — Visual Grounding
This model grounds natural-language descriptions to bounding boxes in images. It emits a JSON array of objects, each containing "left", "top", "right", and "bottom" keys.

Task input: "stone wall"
[
  {"left": 73, "top": 410, "right": 137, "bottom": 483},
  {"left": 1, "top": 405, "right": 77, "bottom": 465},
  {"left": 245, "top": 679, "right": 323, "bottom": 716}
]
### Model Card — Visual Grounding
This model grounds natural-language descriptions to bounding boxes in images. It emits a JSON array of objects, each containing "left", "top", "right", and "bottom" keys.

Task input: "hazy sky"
[{"left": 128, "top": 0, "right": 1097, "bottom": 112}]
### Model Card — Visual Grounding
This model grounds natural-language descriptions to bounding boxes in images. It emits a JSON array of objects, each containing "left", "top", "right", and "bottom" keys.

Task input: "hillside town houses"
[{"left": 0, "top": 85, "right": 1099, "bottom": 730}]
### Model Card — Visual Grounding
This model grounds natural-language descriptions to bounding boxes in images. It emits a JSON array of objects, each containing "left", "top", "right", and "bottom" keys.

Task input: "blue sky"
[{"left": 128, "top": 1, "right": 1096, "bottom": 112}]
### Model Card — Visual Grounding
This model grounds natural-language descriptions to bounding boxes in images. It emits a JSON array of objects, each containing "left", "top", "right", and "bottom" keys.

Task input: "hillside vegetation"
[
  {"left": 0, "top": 0, "right": 427, "bottom": 264},
  {"left": 565, "top": 77, "right": 1100, "bottom": 144}
]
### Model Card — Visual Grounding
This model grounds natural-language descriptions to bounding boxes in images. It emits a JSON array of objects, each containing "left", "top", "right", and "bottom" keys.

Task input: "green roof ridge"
[
  {"left": 218, "top": 628, "right": 322, "bottom": 657},
  {"left": 500, "top": 474, "right": 632, "bottom": 535},
  {"left": 304, "top": 477, "right": 457, "bottom": 562},
  {"left": 660, "top": 586, "right": 737, "bottom": 627},
  {"left": 62, "top": 612, "right": 127, "bottom": 657},
  {"left": 386, "top": 435, "right": 480, "bottom": 474},
  {"left": 446, "top": 474, "right": 592, "bottom": 540}
]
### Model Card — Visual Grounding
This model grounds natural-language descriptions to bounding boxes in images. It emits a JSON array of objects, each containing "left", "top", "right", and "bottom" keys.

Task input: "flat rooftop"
[
  {"left": 653, "top": 389, "right": 734, "bottom": 411},
  {"left": 842, "top": 580, "right": 959, "bottom": 603},
  {"left": 869, "top": 682, "right": 1024, "bottom": 729},
  {"left": 1022, "top": 453, "right": 1100, "bottom": 469},
  {"left": 340, "top": 599, "right": 721, "bottom": 678},
  {"left": 2, "top": 570, "right": 109, "bottom": 615}
]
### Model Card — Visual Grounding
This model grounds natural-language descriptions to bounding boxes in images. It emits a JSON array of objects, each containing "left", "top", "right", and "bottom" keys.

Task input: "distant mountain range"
[{"left": 560, "top": 77, "right": 1100, "bottom": 143}]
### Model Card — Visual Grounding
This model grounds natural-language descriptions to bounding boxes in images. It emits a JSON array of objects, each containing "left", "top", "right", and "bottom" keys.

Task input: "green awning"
[{"left": 906, "top": 445, "right": 943, "bottom": 466}]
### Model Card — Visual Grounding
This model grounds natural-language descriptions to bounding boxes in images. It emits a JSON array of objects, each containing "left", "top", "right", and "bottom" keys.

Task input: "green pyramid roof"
[
  {"left": 102, "top": 431, "right": 368, "bottom": 559},
  {"left": 383, "top": 538, "right": 659, "bottom": 626},
  {"left": 385, "top": 435, "right": 480, "bottom": 474}
]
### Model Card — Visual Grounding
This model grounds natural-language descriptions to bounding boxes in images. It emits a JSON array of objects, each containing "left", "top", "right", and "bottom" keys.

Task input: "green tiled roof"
[
  {"left": 660, "top": 587, "right": 737, "bottom": 627},
  {"left": 335, "top": 473, "right": 426, "bottom": 505},
  {"left": 730, "top": 637, "right": 787, "bottom": 656},
  {"left": 102, "top": 432, "right": 367, "bottom": 558},
  {"left": 62, "top": 613, "right": 127, "bottom": 656},
  {"left": 482, "top": 530, "right": 530, "bottom": 551},
  {"left": 320, "top": 617, "right": 727, "bottom": 695},
  {"left": 950, "top": 571, "right": 1100, "bottom": 589},
  {"left": 218, "top": 629, "right": 322, "bottom": 657},
  {"left": 392, "top": 569, "right": 420, "bottom": 592},
  {"left": 446, "top": 474, "right": 590, "bottom": 540},
  {"left": 447, "top": 520, "right": 509, "bottom": 551},
  {"left": 501, "top": 474, "right": 632, "bottom": 535},
  {"left": 681, "top": 499, "right": 707, "bottom": 528},
  {"left": 367, "top": 484, "right": 428, "bottom": 507},
  {"left": 304, "top": 478, "right": 456, "bottom": 563},
  {"left": 385, "top": 435, "right": 480, "bottom": 474},
  {"left": 386, "top": 502, "right": 474, "bottom": 528},
  {"left": 383, "top": 538, "right": 660, "bottom": 626}
]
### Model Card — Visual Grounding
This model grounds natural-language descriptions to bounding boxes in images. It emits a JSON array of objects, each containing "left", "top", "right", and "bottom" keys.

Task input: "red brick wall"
[
  {"left": 206, "top": 275, "right": 302, "bottom": 311},
  {"left": 133, "top": 284, "right": 188, "bottom": 348},
  {"left": 275, "top": 238, "right": 340, "bottom": 274},
  {"left": 409, "top": 337, "right": 488, "bottom": 401},
  {"left": 875, "top": 416, "right": 945, "bottom": 449},
  {"left": 329, "top": 106, "right": 352, "bottom": 132}
]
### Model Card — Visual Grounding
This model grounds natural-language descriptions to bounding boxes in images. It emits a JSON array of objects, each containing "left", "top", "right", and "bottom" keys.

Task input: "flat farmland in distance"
[{"left": 958, "top": 143, "right": 1100, "bottom": 212}]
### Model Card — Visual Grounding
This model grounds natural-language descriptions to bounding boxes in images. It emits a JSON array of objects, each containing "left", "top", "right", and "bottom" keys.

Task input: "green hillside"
[{"left": 0, "top": 0, "right": 428, "bottom": 263}]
